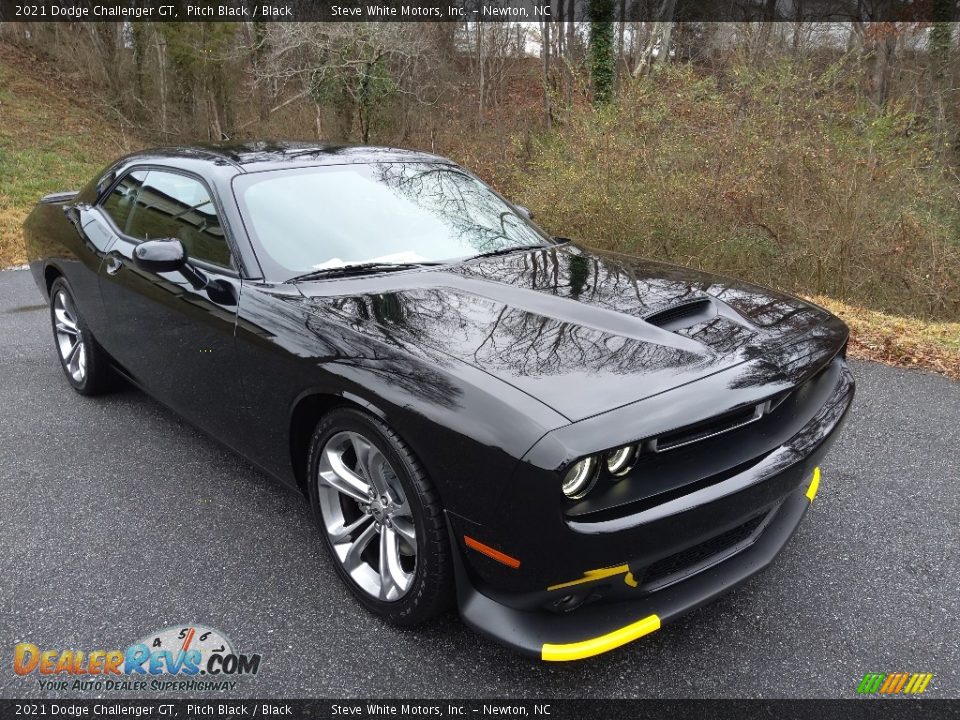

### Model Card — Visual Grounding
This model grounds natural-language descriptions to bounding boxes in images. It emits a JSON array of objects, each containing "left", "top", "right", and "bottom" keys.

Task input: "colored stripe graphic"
[
  {"left": 858, "top": 674, "right": 886, "bottom": 694},
  {"left": 857, "top": 673, "right": 933, "bottom": 695},
  {"left": 907, "top": 674, "right": 934, "bottom": 694}
]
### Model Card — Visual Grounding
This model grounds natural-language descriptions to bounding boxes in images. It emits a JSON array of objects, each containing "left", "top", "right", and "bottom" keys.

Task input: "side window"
[
  {"left": 126, "top": 170, "right": 232, "bottom": 268},
  {"left": 100, "top": 170, "right": 147, "bottom": 233}
]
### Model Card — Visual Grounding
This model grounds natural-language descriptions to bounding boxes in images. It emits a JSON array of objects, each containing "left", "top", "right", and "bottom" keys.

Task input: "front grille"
[
  {"left": 565, "top": 355, "right": 843, "bottom": 524},
  {"left": 652, "top": 390, "right": 791, "bottom": 453},
  {"left": 640, "top": 512, "right": 767, "bottom": 589},
  {"left": 655, "top": 404, "right": 760, "bottom": 451}
]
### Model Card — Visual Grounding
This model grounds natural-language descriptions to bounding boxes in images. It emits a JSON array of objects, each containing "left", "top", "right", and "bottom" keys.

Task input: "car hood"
[{"left": 294, "top": 243, "right": 848, "bottom": 422}]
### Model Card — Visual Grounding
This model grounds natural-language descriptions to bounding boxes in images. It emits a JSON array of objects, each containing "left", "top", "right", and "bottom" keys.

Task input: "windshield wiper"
[
  {"left": 286, "top": 262, "right": 439, "bottom": 283},
  {"left": 468, "top": 245, "right": 544, "bottom": 261}
]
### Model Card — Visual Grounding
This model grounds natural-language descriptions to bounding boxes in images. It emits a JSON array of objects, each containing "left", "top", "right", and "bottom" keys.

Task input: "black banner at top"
[{"left": 0, "top": 0, "right": 958, "bottom": 22}]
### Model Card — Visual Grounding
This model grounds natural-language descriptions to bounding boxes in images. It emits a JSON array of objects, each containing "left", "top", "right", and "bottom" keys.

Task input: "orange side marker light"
[{"left": 464, "top": 535, "right": 521, "bottom": 569}]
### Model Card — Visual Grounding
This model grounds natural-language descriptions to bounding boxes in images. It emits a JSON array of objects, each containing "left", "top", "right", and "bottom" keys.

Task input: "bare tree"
[
  {"left": 469, "top": 20, "right": 524, "bottom": 126},
  {"left": 634, "top": 10, "right": 676, "bottom": 76},
  {"left": 253, "top": 23, "right": 434, "bottom": 142},
  {"left": 540, "top": 19, "right": 552, "bottom": 129}
]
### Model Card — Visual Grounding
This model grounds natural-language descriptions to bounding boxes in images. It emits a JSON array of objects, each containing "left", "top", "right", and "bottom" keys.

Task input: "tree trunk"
[
  {"left": 633, "top": 0, "right": 677, "bottom": 76},
  {"left": 541, "top": 19, "right": 552, "bottom": 129},
  {"left": 589, "top": 0, "right": 615, "bottom": 105},
  {"left": 252, "top": 21, "right": 270, "bottom": 123},
  {"left": 557, "top": 0, "right": 572, "bottom": 108},
  {"left": 792, "top": 11, "right": 805, "bottom": 56},
  {"left": 870, "top": 31, "right": 897, "bottom": 106},
  {"left": 656, "top": 19, "right": 673, "bottom": 67},
  {"left": 156, "top": 35, "right": 168, "bottom": 135},
  {"left": 477, "top": 23, "right": 485, "bottom": 126},
  {"left": 618, "top": 1, "right": 627, "bottom": 74},
  {"left": 753, "top": 4, "right": 778, "bottom": 62},
  {"left": 930, "top": 2, "right": 955, "bottom": 150},
  {"left": 131, "top": 23, "right": 146, "bottom": 103}
]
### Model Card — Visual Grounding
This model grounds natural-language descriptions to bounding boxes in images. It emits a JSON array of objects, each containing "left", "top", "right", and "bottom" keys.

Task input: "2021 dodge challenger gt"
[{"left": 25, "top": 143, "right": 854, "bottom": 661}]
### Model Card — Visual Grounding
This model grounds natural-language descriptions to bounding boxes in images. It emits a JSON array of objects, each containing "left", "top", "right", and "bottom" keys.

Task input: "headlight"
[
  {"left": 562, "top": 456, "right": 599, "bottom": 499},
  {"left": 605, "top": 444, "right": 637, "bottom": 477}
]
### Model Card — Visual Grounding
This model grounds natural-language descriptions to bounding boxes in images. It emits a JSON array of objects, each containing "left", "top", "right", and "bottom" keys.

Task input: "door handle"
[{"left": 105, "top": 255, "right": 123, "bottom": 275}]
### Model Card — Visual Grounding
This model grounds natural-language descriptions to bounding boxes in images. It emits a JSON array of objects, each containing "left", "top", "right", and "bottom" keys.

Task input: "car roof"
[{"left": 128, "top": 141, "right": 454, "bottom": 173}]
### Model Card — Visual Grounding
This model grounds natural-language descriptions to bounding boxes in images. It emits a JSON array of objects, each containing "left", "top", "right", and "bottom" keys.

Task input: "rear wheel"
[
  {"left": 49, "top": 277, "right": 112, "bottom": 395},
  {"left": 307, "top": 407, "right": 453, "bottom": 626}
]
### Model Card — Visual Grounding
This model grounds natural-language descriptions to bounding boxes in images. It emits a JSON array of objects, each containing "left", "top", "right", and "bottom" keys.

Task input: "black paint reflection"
[
  {"left": 301, "top": 294, "right": 463, "bottom": 411},
  {"left": 285, "top": 242, "right": 842, "bottom": 421}
]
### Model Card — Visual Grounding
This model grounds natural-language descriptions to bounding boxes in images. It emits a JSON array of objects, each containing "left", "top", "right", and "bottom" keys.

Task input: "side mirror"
[
  {"left": 133, "top": 238, "right": 187, "bottom": 274},
  {"left": 133, "top": 238, "right": 226, "bottom": 298},
  {"left": 515, "top": 205, "right": 535, "bottom": 221}
]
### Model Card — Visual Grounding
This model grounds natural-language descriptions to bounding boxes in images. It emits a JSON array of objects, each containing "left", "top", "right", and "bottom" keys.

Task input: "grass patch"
[
  {"left": 0, "top": 43, "right": 141, "bottom": 268},
  {"left": 810, "top": 296, "right": 960, "bottom": 381}
]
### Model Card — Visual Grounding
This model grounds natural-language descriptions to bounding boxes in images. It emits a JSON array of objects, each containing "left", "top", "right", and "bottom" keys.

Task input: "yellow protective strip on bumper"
[
  {"left": 547, "top": 564, "right": 631, "bottom": 592},
  {"left": 806, "top": 466, "right": 821, "bottom": 502},
  {"left": 541, "top": 614, "right": 661, "bottom": 662}
]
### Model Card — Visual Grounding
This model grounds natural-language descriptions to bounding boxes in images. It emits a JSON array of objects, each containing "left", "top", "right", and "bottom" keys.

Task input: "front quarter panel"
[{"left": 232, "top": 280, "right": 568, "bottom": 521}]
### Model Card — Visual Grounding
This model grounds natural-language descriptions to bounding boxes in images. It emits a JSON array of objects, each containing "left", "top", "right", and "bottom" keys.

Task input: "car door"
[{"left": 96, "top": 167, "right": 244, "bottom": 442}]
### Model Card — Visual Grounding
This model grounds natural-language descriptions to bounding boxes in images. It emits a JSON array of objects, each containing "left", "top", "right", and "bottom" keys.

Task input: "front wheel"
[
  {"left": 49, "top": 276, "right": 112, "bottom": 396},
  {"left": 307, "top": 407, "right": 453, "bottom": 626}
]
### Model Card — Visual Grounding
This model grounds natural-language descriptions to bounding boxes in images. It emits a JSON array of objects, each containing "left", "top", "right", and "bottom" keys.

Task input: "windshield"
[{"left": 233, "top": 162, "right": 550, "bottom": 280}]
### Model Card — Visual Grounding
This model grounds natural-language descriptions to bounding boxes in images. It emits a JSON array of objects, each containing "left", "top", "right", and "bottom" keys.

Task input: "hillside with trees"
[{"left": 1, "top": 21, "right": 957, "bottom": 374}]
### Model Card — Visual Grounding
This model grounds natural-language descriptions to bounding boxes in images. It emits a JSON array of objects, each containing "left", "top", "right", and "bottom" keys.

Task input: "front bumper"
[
  {"left": 448, "top": 359, "right": 853, "bottom": 660},
  {"left": 452, "top": 468, "right": 820, "bottom": 660}
]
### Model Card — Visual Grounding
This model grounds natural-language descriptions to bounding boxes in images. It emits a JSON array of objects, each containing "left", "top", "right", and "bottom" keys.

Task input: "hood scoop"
[{"left": 643, "top": 297, "right": 715, "bottom": 331}]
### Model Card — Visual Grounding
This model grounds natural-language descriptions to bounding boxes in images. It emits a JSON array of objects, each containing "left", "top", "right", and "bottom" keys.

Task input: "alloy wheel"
[
  {"left": 317, "top": 430, "right": 418, "bottom": 601},
  {"left": 53, "top": 289, "right": 86, "bottom": 383}
]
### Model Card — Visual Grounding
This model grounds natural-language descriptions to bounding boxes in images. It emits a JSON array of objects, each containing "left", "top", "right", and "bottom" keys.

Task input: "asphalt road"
[{"left": 1, "top": 267, "right": 957, "bottom": 700}]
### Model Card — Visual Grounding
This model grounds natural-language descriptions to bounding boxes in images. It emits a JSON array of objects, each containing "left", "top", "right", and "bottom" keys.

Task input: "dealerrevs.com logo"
[{"left": 13, "top": 624, "right": 261, "bottom": 693}]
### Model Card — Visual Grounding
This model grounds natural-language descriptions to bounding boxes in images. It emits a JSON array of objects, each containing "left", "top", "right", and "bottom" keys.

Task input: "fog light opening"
[{"left": 549, "top": 593, "right": 588, "bottom": 613}]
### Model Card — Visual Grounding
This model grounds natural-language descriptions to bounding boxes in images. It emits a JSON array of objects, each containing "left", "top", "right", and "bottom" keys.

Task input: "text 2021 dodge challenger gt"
[{"left": 25, "top": 143, "right": 854, "bottom": 661}]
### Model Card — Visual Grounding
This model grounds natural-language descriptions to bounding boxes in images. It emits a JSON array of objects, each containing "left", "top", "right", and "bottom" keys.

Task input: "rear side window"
[
  {"left": 126, "top": 170, "right": 231, "bottom": 268},
  {"left": 100, "top": 170, "right": 147, "bottom": 233}
]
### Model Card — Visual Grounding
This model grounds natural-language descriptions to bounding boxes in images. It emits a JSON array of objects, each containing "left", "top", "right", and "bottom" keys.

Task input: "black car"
[{"left": 24, "top": 143, "right": 854, "bottom": 661}]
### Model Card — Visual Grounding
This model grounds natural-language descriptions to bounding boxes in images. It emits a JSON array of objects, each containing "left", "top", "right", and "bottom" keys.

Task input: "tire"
[
  {"left": 49, "top": 276, "right": 112, "bottom": 396},
  {"left": 307, "top": 407, "right": 453, "bottom": 626}
]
